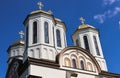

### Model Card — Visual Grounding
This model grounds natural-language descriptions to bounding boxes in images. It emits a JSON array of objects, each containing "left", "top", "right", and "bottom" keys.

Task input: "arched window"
[
  {"left": 80, "top": 60, "right": 84, "bottom": 70},
  {"left": 33, "top": 21, "right": 37, "bottom": 44},
  {"left": 44, "top": 22, "right": 49, "bottom": 43},
  {"left": 83, "top": 36, "right": 90, "bottom": 52},
  {"left": 72, "top": 59, "right": 77, "bottom": 68},
  {"left": 36, "top": 48, "right": 41, "bottom": 58},
  {"left": 30, "top": 49, "right": 34, "bottom": 57},
  {"left": 56, "top": 29, "right": 61, "bottom": 47},
  {"left": 76, "top": 39, "right": 80, "bottom": 47},
  {"left": 93, "top": 36, "right": 100, "bottom": 56},
  {"left": 26, "top": 26, "right": 29, "bottom": 47},
  {"left": 87, "top": 62, "right": 93, "bottom": 71}
]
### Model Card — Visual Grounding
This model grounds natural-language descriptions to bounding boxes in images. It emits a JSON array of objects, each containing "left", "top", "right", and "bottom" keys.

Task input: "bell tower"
[
  {"left": 23, "top": 2, "right": 67, "bottom": 62},
  {"left": 72, "top": 17, "right": 107, "bottom": 71}
]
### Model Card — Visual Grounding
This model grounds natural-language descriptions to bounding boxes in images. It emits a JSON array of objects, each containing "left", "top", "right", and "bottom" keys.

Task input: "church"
[{"left": 6, "top": 2, "right": 120, "bottom": 78}]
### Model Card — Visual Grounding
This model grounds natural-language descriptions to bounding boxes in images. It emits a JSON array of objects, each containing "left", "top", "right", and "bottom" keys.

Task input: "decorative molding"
[{"left": 28, "top": 75, "right": 42, "bottom": 78}]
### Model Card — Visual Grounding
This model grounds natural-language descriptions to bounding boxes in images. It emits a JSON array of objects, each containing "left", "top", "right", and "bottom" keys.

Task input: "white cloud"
[
  {"left": 118, "top": 21, "right": 120, "bottom": 29},
  {"left": 94, "top": 7, "right": 120, "bottom": 23},
  {"left": 103, "top": 0, "right": 116, "bottom": 5},
  {"left": 94, "top": 14, "right": 105, "bottom": 23}
]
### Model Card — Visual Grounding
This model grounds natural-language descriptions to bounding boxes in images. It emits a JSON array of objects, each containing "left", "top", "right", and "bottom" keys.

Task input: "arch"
[
  {"left": 64, "top": 58, "right": 71, "bottom": 67},
  {"left": 56, "top": 29, "right": 61, "bottom": 47},
  {"left": 36, "top": 48, "right": 41, "bottom": 58},
  {"left": 43, "top": 48, "right": 48, "bottom": 59},
  {"left": 83, "top": 35, "right": 90, "bottom": 52},
  {"left": 12, "top": 50, "right": 15, "bottom": 56},
  {"left": 79, "top": 56, "right": 87, "bottom": 70},
  {"left": 44, "top": 22, "right": 49, "bottom": 43},
  {"left": 49, "top": 49, "right": 54, "bottom": 60},
  {"left": 57, "top": 46, "right": 101, "bottom": 73},
  {"left": 33, "top": 21, "right": 37, "bottom": 44},
  {"left": 72, "top": 59, "right": 77, "bottom": 68},
  {"left": 26, "top": 26, "right": 29, "bottom": 47},
  {"left": 80, "top": 60, "right": 85, "bottom": 70},
  {"left": 30, "top": 49, "right": 34, "bottom": 57},
  {"left": 93, "top": 36, "right": 100, "bottom": 56},
  {"left": 87, "top": 62, "right": 93, "bottom": 71},
  {"left": 70, "top": 54, "right": 78, "bottom": 69}
]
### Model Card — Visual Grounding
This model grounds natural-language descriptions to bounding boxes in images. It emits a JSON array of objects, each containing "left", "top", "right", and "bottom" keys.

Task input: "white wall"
[{"left": 30, "top": 65, "right": 66, "bottom": 78}]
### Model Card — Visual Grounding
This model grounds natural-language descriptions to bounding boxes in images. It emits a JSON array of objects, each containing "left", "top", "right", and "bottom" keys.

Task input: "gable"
[{"left": 57, "top": 46, "right": 101, "bottom": 74}]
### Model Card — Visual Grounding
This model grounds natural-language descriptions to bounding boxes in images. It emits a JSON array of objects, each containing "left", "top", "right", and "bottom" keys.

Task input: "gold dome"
[
  {"left": 7, "top": 40, "right": 25, "bottom": 52},
  {"left": 11, "top": 40, "right": 25, "bottom": 47},
  {"left": 78, "top": 24, "right": 95, "bottom": 30},
  {"left": 30, "top": 10, "right": 52, "bottom": 15},
  {"left": 78, "top": 17, "right": 95, "bottom": 30}
]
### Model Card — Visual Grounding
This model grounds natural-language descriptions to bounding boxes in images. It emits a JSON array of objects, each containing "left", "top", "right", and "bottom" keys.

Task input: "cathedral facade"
[{"left": 6, "top": 2, "right": 120, "bottom": 78}]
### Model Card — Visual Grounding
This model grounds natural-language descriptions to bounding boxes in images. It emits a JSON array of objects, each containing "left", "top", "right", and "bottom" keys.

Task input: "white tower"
[
  {"left": 23, "top": 2, "right": 67, "bottom": 61},
  {"left": 7, "top": 31, "right": 25, "bottom": 65},
  {"left": 72, "top": 17, "right": 107, "bottom": 71}
]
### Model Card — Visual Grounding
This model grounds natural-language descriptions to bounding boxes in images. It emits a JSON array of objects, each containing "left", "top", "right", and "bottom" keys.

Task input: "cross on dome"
[
  {"left": 80, "top": 17, "right": 85, "bottom": 24},
  {"left": 37, "top": 2, "right": 44, "bottom": 10},
  {"left": 19, "top": 30, "right": 24, "bottom": 40}
]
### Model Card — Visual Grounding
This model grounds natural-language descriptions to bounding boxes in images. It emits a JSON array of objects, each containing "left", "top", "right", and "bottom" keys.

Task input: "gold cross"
[
  {"left": 80, "top": 17, "right": 85, "bottom": 24},
  {"left": 37, "top": 2, "right": 44, "bottom": 10}
]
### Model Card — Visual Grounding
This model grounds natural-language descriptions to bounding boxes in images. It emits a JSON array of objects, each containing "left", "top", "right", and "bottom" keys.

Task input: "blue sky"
[{"left": 0, "top": 0, "right": 120, "bottom": 77}]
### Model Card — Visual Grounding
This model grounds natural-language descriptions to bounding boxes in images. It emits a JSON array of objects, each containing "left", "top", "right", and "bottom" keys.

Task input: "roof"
[
  {"left": 7, "top": 40, "right": 24, "bottom": 52},
  {"left": 30, "top": 10, "right": 52, "bottom": 15},
  {"left": 78, "top": 24, "right": 95, "bottom": 30}
]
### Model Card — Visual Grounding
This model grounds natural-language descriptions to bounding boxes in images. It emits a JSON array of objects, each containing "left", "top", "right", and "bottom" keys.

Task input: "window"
[
  {"left": 93, "top": 36, "right": 100, "bottom": 56},
  {"left": 83, "top": 36, "right": 90, "bottom": 52},
  {"left": 72, "top": 59, "right": 77, "bottom": 68},
  {"left": 44, "top": 22, "right": 49, "bottom": 43},
  {"left": 76, "top": 39, "right": 80, "bottom": 47},
  {"left": 56, "top": 29, "right": 61, "bottom": 47},
  {"left": 26, "top": 26, "right": 29, "bottom": 47},
  {"left": 80, "top": 60, "right": 84, "bottom": 70},
  {"left": 33, "top": 21, "right": 37, "bottom": 44}
]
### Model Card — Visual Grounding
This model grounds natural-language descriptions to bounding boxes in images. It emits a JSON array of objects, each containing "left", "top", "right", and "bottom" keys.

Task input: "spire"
[
  {"left": 37, "top": 2, "right": 44, "bottom": 10},
  {"left": 19, "top": 30, "right": 24, "bottom": 40},
  {"left": 80, "top": 17, "right": 85, "bottom": 25}
]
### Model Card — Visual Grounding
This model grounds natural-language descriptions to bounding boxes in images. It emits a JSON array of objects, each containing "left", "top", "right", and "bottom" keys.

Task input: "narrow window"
[
  {"left": 83, "top": 36, "right": 90, "bottom": 52},
  {"left": 33, "top": 21, "right": 37, "bottom": 44},
  {"left": 44, "top": 22, "right": 49, "bottom": 43},
  {"left": 26, "top": 26, "right": 28, "bottom": 47},
  {"left": 93, "top": 36, "right": 100, "bottom": 56},
  {"left": 72, "top": 59, "right": 77, "bottom": 68},
  {"left": 80, "top": 60, "right": 84, "bottom": 70},
  {"left": 56, "top": 29, "right": 61, "bottom": 47},
  {"left": 76, "top": 39, "right": 80, "bottom": 47}
]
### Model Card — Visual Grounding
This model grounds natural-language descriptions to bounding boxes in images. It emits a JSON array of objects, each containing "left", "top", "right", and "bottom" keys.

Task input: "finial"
[
  {"left": 48, "top": 10, "right": 53, "bottom": 14},
  {"left": 37, "top": 2, "right": 44, "bottom": 10},
  {"left": 19, "top": 30, "right": 24, "bottom": 40},
  {"left": 80, "top": 17, "right": 85, "bottom": 24}
]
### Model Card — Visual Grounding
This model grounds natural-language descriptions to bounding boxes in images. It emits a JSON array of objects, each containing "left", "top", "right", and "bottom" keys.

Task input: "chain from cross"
[
  {"left": 37, "top": 2, "right": 44, "bottom": 10},
  {"left": 19, "top": 31, "right": 24, "bottom": 40},
  {"left": 80, "top": 17, "right": 85, "bottom": 24}
]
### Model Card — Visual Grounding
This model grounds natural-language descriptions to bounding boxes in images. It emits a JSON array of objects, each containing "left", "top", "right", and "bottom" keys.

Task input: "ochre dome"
[
  {"left": 78, "top": 24, "right": 95, "bottom": 30},
  {"left": 11, "top": 40, "right": 24, "bottom": 47}
]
